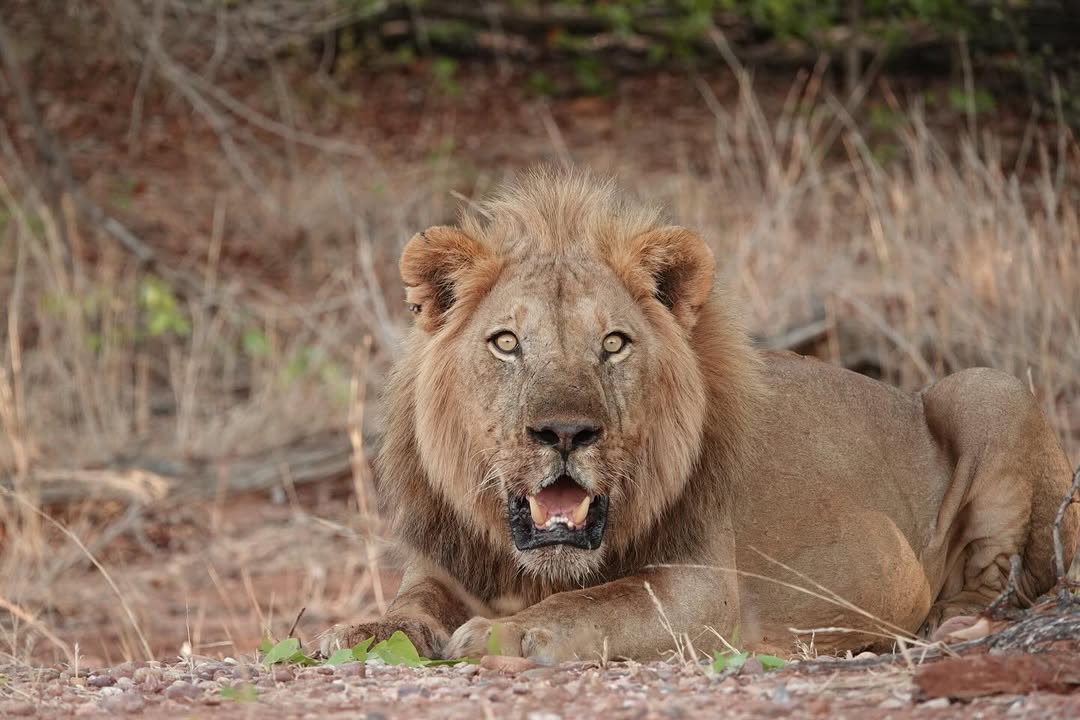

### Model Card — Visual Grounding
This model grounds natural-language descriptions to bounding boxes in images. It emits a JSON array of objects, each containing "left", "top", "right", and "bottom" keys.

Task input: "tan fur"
[{"left": 315, "top": 168, "right": 1080, "bottom": 662}]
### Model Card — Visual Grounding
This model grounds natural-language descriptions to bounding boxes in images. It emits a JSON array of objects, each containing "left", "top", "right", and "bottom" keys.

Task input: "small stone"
[
  {"left": 770, "top": 684, "right": 791, "bottom": 704},
  {"left": 109, "top": 662, "right": 142, "bottom": 679},
  {"left": 164, "top": 681, "right": 202, "bottom": 701},
  {"left": 878, "top": 698, "right": 905, "bottom": 709},
  {"left": 273, "top": 667, "right": 294, "bottom": 683},
  {"left": 74, "top": 702, "right": 99, "bottom": 716},
  {"left": 70, "top": 676, "right": 87, "bottom": 687},
  {"left": 101, "top": 693, "right": 146, "bottom": 714},
  {"left": 520, "top": 667, "right": 558, "bottom": 682},
  {"left": 89, "top": 673, "right": 116, "bottom": 688},
  {"left": 315, "top": 665, "right": 335, "bottom": 675},
  {"left": 454, "top": 664, "right": 479, "bottom": 677},
  {"left": 336, "top": 661, "right": 366, "bottom": 678},
  {"left": 0, "top": 701, "right": 34, "bottom": 717},
  {"left": 526, "top": 713, "right": 562, "bottom": 720},
  {"left": 100, "top": 686, "right": 123, "bottom": 696},
  {"left": 739, "top": 658, "right": 765, "bottom": 676},
  {"left": 480, "top": 655, "right": 536, "bottom": 674},
  {"left": 116, "top": 677, "right": 135, "bottom": 689},
  {"left": 396, "top": 684, "right": 422, "bottom": 698},
  {"left": 922, "top": 698, "right": 951, "bottom": 709},
  {"left": 854, "top": 651, "right": 877, "bottom": 660}
]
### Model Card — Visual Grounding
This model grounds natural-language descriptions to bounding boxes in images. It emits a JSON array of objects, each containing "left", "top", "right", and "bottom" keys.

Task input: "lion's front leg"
[{"left": 444, "top": 564, "right": 739, "bottom": 663}]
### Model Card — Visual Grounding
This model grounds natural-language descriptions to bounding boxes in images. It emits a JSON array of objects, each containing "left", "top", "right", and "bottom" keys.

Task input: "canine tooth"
[
  {"left": 528, "top": 496, "right": 547, "bottom": 527},
  {"left": 571, "top": 495, "right": 591, "bottom": 526}
]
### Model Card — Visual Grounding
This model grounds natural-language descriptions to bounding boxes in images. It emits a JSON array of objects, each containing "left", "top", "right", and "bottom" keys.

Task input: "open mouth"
[{"left": 507, "top": 474, "right": 608, "bottom": 551}]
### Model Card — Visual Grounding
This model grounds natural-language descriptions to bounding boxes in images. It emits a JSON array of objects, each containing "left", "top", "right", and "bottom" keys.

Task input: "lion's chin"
[{"left": 506, "top": 475, "right": 609, "bottom": 551}]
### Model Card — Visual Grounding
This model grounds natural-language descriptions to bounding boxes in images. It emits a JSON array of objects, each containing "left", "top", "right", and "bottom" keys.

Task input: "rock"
[
  {"left": 336, "top": 661, "right": 366, "bottom": 678},
  {"left": 74, "top": 702, "right": 100, "bottom": 716},
  {"left": 454, "top": 664, "right": 479, "bottom": 677},
  {"left": 770, "top": 684, "right": 791, "bottom": 704},
  {"left": 878, "top": 698, "right": 905, "bottom": 709},
  {"left": 99, "top": 685, "right": 123, "bottom": 696},
  {"left": 116, "top": 677, "right": 135, "bottom": 689},
  {"left": 397, "top": 684, "right": 422, "bottom": 698},
  {"left": 854, "top": 651, "right": 877, "bottom": 660},
  {"left": 526, "top": 713, "right": 563, "bottom": 720},
  {"left": 921, "top": 698, "right": 951, "bottom": 709},
  {"left": 739, "top": 658, "right": 764, "bottom": 676},
  {"left": 101, "top": 693, "right": 147, "bottom": 714},
  {"left": 480, "top": 655, "right": 536, "bottom": 674},
  {"left": 164, "top": 680, "right": 202, "bottom": 701},
  {"left": 273, "top": 667, "right": 294, "bottom": 683}
]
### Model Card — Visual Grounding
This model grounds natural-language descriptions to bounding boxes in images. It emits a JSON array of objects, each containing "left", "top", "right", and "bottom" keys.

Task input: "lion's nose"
[{"left": 527, "top": 421, "right": 603, "bottom": 456}]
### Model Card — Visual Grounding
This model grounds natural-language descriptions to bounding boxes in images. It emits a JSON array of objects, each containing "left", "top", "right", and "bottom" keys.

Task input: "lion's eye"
[
  {"left": 602, "top": 332, "right": 629, "bottom": 354},
  {"left": 491, "top": 331, "right": 520, "bottom": 354}
]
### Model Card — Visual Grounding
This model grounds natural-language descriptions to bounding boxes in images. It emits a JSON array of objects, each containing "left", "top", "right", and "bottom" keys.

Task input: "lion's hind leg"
[{"left": 921, "top": 369, "right": 1079, "bottom": 641}]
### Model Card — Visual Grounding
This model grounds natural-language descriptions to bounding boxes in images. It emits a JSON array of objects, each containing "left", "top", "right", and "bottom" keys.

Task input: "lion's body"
[
  {"left": 734, "top": 352, "right": 1074, "bottom": 653},
  {"left": 317, "top": 169, "right": 1079, "bottom": 662}
]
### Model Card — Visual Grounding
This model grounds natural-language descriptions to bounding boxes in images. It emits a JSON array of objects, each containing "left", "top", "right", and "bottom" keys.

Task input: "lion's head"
[{"left": 377, "top": 169, "right": 760, "bottom": 591}]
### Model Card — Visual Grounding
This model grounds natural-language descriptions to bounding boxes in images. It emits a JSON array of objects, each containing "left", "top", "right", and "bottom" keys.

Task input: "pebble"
[
  {"left": 878, "top": 697, "right": 906, "bottom": 709},
  {"left": 273, "top": 667, "right": 294, "bottom": 683},
  {"left": 770, "top": 684, "right": 791, "bottom": 704},
  {"left": 454, "top": 664, "right": 479, "bottom": 677},
  {"left": 526, "top": 713, "right": 563, "bottom": 720},
  {"left": 164, "top": 680, "right": 202, "bottom": 701},
  {"left": 336, "top": 661, "right": 367, "bottom": 678},
  {"left": 99, "top": 686, "right": 123, "bottom": 696},
  {"left": 739, "top": 658, "right": 765, "bottom": 676},
  {"left": 921, "top": 697, "right": 951, "bottom": 709},
  {"left": 74, "top": 702, "right": 100, "bottom": 716},
  {"left": 101, "top": 693, "right": 146, "bottom": 714},
  {"left": 853, "top": 651, "right": 877, "bottom": 660}
]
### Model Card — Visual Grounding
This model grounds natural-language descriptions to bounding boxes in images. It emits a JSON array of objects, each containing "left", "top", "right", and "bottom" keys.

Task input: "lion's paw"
[
  {"left": 444, "top": 616, "right": 565, "bottom": 664},
  {"left": 311, "top": 618, "right": 441, "bottom": 659}
]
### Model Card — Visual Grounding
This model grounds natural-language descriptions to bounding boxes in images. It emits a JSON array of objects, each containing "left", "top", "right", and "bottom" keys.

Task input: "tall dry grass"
[{"left": 1, "top": 67, "right": 1078, "bottom": 664}]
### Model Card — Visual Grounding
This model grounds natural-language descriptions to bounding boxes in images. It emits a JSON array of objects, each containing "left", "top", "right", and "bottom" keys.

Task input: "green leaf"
[
  {"left": 757, "top": 654, "right": 787, "bottom": 670},
  {"left": 350, "top": 636, "right": 374, "bottom": 662},
  {"left": 325, "top": 648, "right": 355, "bottom": 666},
  {"left": 220, "top": 683, "right": 258, "bottom": 702},
  {"left": 486, "top": 623, "right": 503, "bottom": 656},
  {"left": 424, "top": 657, "right": 479, "bottom": 666},
  {"left": 711, "top": 650, "right": 749, "bottom": 672},
  {"left": 258, "top": 636, "right": 274, "bottom": 654},
  {"left": 370, "top": 631, "right": 425, "bottom": 667},
  {"left": 263, "top": 638, "right": 301, "bottom": 665}
]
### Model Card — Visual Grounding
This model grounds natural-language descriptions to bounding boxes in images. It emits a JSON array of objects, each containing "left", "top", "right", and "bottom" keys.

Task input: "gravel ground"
[{"left": 2, "top": 652, "right": 1077, "bottom": 719}]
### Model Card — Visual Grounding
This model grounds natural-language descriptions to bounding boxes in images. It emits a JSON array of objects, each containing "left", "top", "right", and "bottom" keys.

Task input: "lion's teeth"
[
  {"left": 528, "top": 496, "right": 547, "bottom": 527},
  {"left": 571, "top": 495, "right": 591, "bottom": 526}
]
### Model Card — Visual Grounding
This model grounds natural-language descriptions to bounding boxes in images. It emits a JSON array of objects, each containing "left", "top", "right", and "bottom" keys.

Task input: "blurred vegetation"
[{"left": 318, "top": 0, "right": 1079, "bottom": 122}]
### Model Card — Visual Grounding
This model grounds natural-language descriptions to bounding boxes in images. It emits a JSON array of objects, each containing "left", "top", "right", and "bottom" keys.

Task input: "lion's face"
[{"left": 397, "top": 174, "right": 716, "bottom": 583}]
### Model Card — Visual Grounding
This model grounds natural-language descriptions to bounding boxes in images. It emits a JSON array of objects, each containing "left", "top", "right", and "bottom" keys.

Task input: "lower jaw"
[{"left": 506, "top": 495, "right": 609, "bottom": 551}]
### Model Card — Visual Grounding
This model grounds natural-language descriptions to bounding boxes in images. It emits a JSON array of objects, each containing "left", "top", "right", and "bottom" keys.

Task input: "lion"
[{"left": 316, "top": 168, "right": 1079, "bottom": 662}]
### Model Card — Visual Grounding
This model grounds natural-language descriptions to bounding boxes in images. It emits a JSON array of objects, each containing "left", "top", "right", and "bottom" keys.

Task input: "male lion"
[{"left": 317, "top": 169, "right": 1078, "bottom": 662}]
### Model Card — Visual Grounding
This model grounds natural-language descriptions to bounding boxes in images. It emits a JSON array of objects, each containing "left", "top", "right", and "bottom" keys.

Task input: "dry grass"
[{"left": 0, "top": 50, "right": 1078, "bottom": 666}]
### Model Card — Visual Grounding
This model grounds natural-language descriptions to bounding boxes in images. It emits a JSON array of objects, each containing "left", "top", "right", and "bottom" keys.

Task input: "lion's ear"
[
  {"left": 626, "top": 226, "right": 716, "bottom": 329},
  {"left": 400, "top": 226, "right": 490, "bottom": 333}
]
